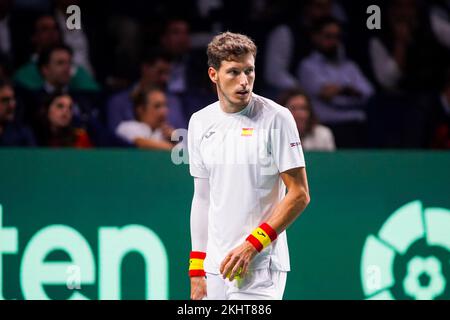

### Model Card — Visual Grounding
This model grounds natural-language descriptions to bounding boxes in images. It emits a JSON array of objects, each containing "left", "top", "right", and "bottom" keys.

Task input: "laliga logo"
[
  {"left": 0, "top": 205, "right": 168, "bottom": 300},
  {"left": 361, "top": 201, "right": 450, "bottom": 300}
]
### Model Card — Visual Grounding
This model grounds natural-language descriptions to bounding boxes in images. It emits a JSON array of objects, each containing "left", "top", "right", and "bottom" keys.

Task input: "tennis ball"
[
  {"left": 226, "top": 267, "right": 246, "bottom": 288},
  {"left": 226, "top": 267, "right": 243, "bottom": 280}
]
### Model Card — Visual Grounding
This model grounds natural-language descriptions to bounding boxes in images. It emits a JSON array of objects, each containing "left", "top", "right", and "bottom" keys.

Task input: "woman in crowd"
[
  {"left": 34, "top": 92, "right": 93, "bottom": 148},
  {"left": 279, "top": 88, "right": 335, "bottom": 151}
]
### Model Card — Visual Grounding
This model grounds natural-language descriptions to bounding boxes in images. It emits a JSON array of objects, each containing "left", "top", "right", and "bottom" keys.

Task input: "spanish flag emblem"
[{"left": 241, "top": 128, "right": 254, "bottom": 136}]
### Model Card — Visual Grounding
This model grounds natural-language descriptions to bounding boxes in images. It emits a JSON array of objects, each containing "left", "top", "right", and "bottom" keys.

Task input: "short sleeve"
[
  {"left": 270, "top": 108, "right": 306, "bottom": 173},
  {"left": 188, "top": 114, "right": 209, "bottom": 178}
]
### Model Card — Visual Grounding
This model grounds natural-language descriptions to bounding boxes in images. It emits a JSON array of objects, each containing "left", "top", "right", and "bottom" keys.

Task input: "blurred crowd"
[{"left": 0, "top": 0, "right": 449, "bottom": 151}]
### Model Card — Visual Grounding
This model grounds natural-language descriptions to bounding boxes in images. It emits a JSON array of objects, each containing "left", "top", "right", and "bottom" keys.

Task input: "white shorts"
[{"left": 203, "top": 269, "right": 287, "bottom": 300}]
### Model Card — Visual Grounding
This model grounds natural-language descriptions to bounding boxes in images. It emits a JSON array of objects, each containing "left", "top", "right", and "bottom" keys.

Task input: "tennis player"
[{"left": 188, "top": 32, "right": 310, "bottom": 300}]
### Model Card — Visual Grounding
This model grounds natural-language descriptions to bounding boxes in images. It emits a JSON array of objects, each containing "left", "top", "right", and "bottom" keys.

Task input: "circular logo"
[{"left": 360, "top": 200, "right": 450, "bottom": 300}]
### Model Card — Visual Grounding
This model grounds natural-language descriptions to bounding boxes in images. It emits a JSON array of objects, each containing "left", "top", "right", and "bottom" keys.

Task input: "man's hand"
[
  {"left": 190, "top": 276, "right": 207, "bottom": 300},
  {"left": 220, "top": 241, "right": 258, "bottom": 281}
]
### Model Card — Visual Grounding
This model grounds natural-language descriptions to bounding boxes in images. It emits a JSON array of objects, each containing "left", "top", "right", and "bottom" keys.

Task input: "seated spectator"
[
  {"left": 13, "top": 14, "right": 99, "bottom": 92},
  {"left": 279, "top": 88, "right": 335, "bottom": 151},
  {"left": 38, "top": 43, "right": 73, "bottom": 94},
  {"left": 161, "top": 17, "right": 192, "bottom": 96},
  {"left": 116, "top": 86, "right": 174, "bottom": 150},
  {"left": 17, "top": 44, "right": 100, "bottom": 130},
  {"left": 298, "top": 17, "right": 374, "bottom": 148},
  {"left": 107, "top": 48, "right": 186, "bottom": 133},
  {"left": 160, "top": 16, "right": 215, "bottom": 118},
  {"left": 0, "top": 79, "right": 35, "bottom": 146},
  {"left": 34, "top": 91, "right": 92, "bottom": 148},
  {"left": 264, "top": 0, "right": 347, "bottom": 93}
]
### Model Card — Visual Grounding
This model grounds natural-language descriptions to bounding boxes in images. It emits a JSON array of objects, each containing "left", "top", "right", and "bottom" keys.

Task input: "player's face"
[{"left": 209, "top": 53, "right": 255, "bottom": 111}]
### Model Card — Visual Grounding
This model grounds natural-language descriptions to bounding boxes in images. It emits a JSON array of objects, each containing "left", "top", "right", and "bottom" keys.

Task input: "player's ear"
[{"left": 208, "top": 67, "right": 218, "bottom": 84}]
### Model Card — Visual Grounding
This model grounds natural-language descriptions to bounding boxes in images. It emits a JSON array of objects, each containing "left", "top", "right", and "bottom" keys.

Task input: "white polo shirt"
[{"left": 188, "top": 93, "right": 306, "bottom": 274}]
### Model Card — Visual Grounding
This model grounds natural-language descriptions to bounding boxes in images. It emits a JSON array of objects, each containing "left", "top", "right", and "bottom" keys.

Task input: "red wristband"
[
  {"left": 189, "top": 251, "right": 206, "bottom": 277},
  {"left": 246, "top": 223, "right": 278, "bottom": 252}
]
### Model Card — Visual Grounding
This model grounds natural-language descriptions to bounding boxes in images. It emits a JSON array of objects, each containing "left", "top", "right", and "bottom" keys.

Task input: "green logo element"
[
  {"left": 403, "top": 256, "right": 445, "bottom": 300},
  {"left": 0, "top": 204, "right": 169, "bottom": 300},
  {"left": 361, "top": 200, "right": 450, "bottom": 300}
]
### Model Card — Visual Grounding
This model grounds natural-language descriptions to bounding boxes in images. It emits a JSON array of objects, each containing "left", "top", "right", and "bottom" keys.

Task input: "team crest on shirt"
[{"left": 241, "top": 128, "right": 254, "bottom": 137}]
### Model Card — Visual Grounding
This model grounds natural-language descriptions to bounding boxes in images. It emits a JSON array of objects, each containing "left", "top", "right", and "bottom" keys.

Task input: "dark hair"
[
  {"left": 37, "top": 43, "right": 72, "bottom": 71},
  {"left": 278, "top": 88, "right": 318, "bottom": 136},
  {"left": 35, "top": 91, "right": 76, "bottom": 146},
  {"left": 311, "top": 16, "right": 341, "bottom": 35}
]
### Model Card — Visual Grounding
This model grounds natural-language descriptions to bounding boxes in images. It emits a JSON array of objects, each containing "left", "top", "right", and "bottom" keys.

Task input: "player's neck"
[
  {"left": 220, "top": 103, "right": 245, "bottom": 114},
  {"left": 219, "top": 95, "right": 252, "bottom": 114}
]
